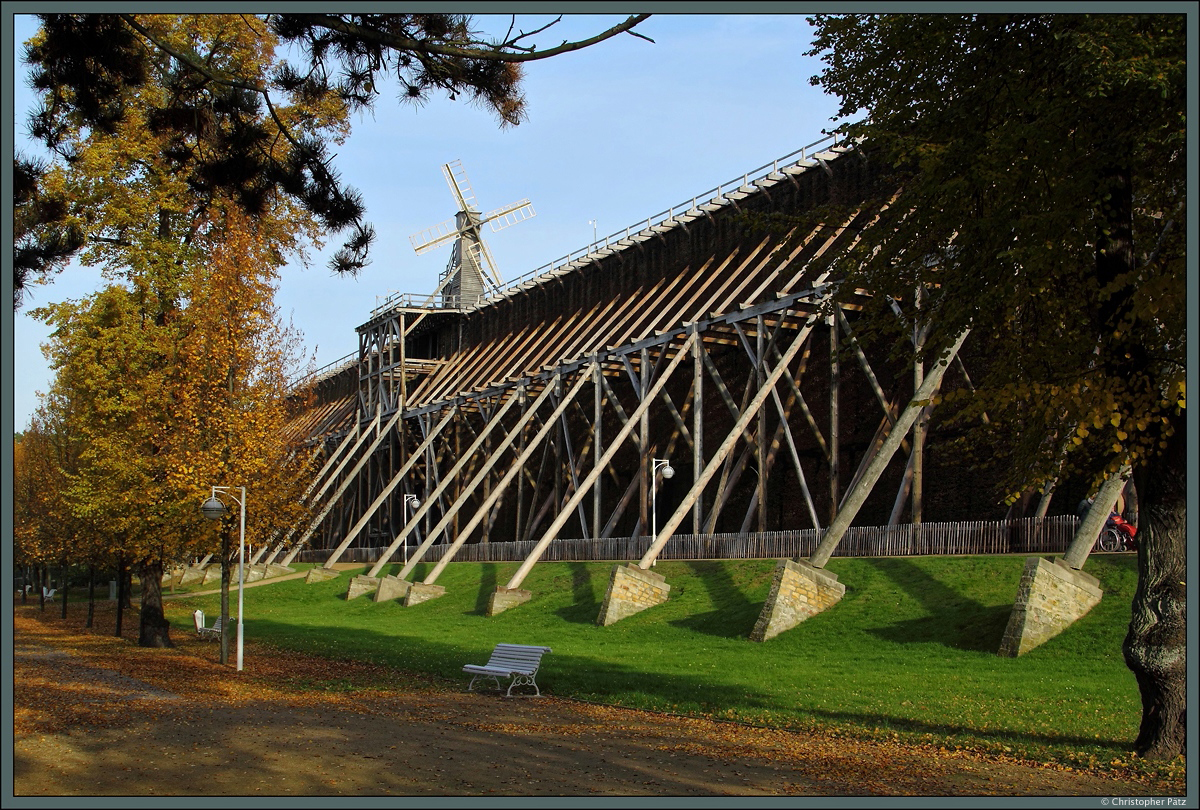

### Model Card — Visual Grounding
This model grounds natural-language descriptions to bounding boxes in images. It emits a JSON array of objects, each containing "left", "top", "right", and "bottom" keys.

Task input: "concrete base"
[
  {"left": 750, "top": 558, "right": 846, "bottom": 642},
  {"left": 374, "top": 575, "right": 412, "bottom": 603},
  {"left": 596, "top": 564, "right": 671, "bottom": 626},
  {"left": 266, "top": 564, "right": 294, "bottom": 578},
  {"left": 998, "top": 557, "right": 1103, "bottom": 657},
  {"left": 305, "top": 567, "right": 341, "bottom": 584},
  {"left": 487, "top": 587, "right": 532, "bottom": 616},
  {"left": 346, "top": 575, "right": 381, "bottom": 600},
  {"left": 244, "top": 565, "right": 265, "bottom": 583},
  {"left": 201, "top": 565, "right": 223, "bottom": 584},
  {"left": 403, "top": 582, "right": 446, "bottom": 606},
  {"left": 177, "top": 567, "right": 206, "bottom": 587}
]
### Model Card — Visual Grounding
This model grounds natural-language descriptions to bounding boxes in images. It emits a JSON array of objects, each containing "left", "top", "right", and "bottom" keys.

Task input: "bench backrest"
[{"left": 485, "top": 643, "right": 551, "bottom": 673}]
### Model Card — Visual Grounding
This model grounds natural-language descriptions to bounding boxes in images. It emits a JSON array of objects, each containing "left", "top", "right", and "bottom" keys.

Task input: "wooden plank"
[
  {"left": 808, "top": 329, "right": 970, "bottom": 568},
  {"left": 502, "top": 333, "right": 699, "bottom": 590}
]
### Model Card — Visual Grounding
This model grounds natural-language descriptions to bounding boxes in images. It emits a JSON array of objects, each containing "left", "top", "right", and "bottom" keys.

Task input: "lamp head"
[
  {"left": 200, "top": 496, "right": 228, "bottom": 521},
  {"left": 661, "top": 464, "right": 675, "bottom": 479}
]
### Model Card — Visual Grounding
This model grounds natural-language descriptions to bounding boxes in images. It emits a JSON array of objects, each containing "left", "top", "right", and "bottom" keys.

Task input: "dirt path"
[{"left": 11, "top": 604, "right": 1183, "bottom": 798}]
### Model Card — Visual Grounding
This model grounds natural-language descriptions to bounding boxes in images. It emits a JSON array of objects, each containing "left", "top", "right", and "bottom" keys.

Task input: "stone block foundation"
[
  {"left": 750, "top": 558, "right": 846, "bottom": 642},
  {"left": 373, "top": 575, "right": 412, "bottom": 603},
  {"left": 346, "top": 575, "right": 381, "bottom": 600},
  {"left": 177, "top": 567, "right": 206, "bottom": 587},
  {"left": 201, "top": 565, "right": 222, "bottom": 584},
  {"left": 245, "top": 565, "right": 265, "bottom": 583},
  {"left": 487, "top": 587, "right": 532, "bottom": 616},
  {"left": 266, "top": 564, "right": 294, "bottom": 578},
  {"left": 305, "top": 566, "right": 341, "bottom": 584},
  {"left": 596, "top": 564, "right": 671, "bottom": 626},
  {"left": 404, "top": 583, "right": 446, "bottom": 606},
  {"left": 998, "top": 556, "right": 1103, "bottom": 657}
]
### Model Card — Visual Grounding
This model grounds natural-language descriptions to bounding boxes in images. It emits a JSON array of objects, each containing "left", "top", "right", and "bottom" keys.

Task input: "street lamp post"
[
  {"left": 403, "top": 494, "right": 421, "bottom": 565},
  {"left": 651, "top": 459, "right": 675, "bottom": 564},
  {"left": 589, "top": 219, "right": 597, "bottom": 246},
  {"left": 201, "top": 486, "right": 246, "bottom": 672}
]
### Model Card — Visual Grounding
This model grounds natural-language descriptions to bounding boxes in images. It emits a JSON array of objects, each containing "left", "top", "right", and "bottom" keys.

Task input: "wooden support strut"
[
  {"left": 807, "top": 329, "right": 970, "bottom": 569},
  {"left": 322, "top": 406, "right": 458, "bottom": 567},
  {"left": 418, "top": 366, "right": 597, "bottom": 586},
  {"left": 379, "top": 378, "right": 559, "bottom": 580},
  {"left": 363, "top": 390, "right": 523, "bottom": 577},
  {"left": 281, "top": 408, "right": 388, "bottom": 566},
  {"left": 1062, "top": 465, "right": 1131, "bottom": 570},
  {"left": 503, "top": 333, "right": 700, "bottom": 592},
  {"left": 639, "top": 317, "right": 819, "bottom": 568}
]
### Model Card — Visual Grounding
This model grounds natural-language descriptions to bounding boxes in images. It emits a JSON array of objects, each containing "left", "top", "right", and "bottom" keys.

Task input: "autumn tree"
[
  {"left": 15, "top": 12, "right": 651, "bottom": 302},
  {"left": 167, "top": 206, "right": 313, "bottom": 663},
  {"left": 24, "top": 14, "right": 331, "bottom": 649},
  {"left": 805, "top": 14, "right": 1186, "bottom": 758}
]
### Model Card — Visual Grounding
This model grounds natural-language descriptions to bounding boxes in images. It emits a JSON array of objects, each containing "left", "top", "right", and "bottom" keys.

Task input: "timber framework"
[{"left": 269, "top": 136, "right": 1009, "bottom": 598}]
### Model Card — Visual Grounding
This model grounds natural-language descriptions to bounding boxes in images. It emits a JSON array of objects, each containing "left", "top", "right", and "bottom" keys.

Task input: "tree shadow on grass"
[
  {"left": 470, "top": 563, "right": 500, "bottom": 616},
  {"left": 669, "top": 561, "right": 762, "bottom": 639},
  {"left": 859, "top": 558, "right": 1012, "bottom": 653},
  {"left": 798, "top": 706, "right": 1134, "bottom": 754},
  {"left": 555, "top": 562, "right": 603, "bottom": 624}
]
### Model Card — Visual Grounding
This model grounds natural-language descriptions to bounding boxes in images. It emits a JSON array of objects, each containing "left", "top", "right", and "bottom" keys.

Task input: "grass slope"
[{"left": 172, "top": 554, "right": 1148, "bottom": 773}]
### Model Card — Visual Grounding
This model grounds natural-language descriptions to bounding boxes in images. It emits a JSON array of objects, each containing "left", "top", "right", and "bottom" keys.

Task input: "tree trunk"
[
  {"left": 1122, "top": 413, "right": 1187, "bottom": 760},
  {"left": 137, "top": 558, "right": 173, "bottom": 648},
  {"left": 86, "top": 564, "right": 96, "bottom": 629},
  {"left": 121, "top": 564, "right": 134, "bottom": 609},
  {"left": 60, "top": 556, "right": 68, "bottom": 619},
  {"left": 114, "top": 556, "right": 125, "bottom": 638}
]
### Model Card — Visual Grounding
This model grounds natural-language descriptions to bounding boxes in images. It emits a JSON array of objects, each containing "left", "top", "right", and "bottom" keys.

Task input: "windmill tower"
[{"left": 409, "top": 160, "right": 535, "bottom": 307}]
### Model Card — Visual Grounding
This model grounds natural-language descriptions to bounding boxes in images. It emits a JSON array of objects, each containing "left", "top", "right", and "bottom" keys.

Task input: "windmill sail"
[{"left": 409, "top": 160, "right": 535, "bottom": 308}]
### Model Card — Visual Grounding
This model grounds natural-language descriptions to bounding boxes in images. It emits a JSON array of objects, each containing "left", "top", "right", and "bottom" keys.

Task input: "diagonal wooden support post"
[
  {"left": 386, "top": 376, "right": 564, "bottom": 582},
  {"left": 639, "top": 318, "right": 822, "bottom": 569},
  {"left": 402, "top": 367, "right": 595, "bottom": 593},
  {"left": 808, "top": 328, "right": 969, "bottom": 569},
  {"left": 328, "top": 405, "right": 459, "bottom": 572},
  {"left": 493, "top": 333, "right": 699, "bottom": 606},
  {"left": 361, "top": 389, "right": 523, "bottom": 580},
  {"left": 1061, "top": 465, "right": 1132, "bottom": 570},
  {"left": 745, "top": 329, "right": 970, "bottom": 641}
]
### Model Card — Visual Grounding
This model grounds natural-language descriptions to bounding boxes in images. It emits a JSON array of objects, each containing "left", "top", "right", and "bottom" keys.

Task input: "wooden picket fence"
[{"left": 298, "top": 515, "right": 1082, "bottom": 564}]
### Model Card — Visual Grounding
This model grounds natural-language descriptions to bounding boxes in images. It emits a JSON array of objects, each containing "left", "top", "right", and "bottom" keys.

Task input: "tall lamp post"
[
  {"left": 403, "top": 494, "right": 421, "bottom": 565},
  {"left": 651, "top": 458, "right": 675, "bottom": 564},
  {"left": 201, "top": 486, "right": 246, "bottom": 672}
]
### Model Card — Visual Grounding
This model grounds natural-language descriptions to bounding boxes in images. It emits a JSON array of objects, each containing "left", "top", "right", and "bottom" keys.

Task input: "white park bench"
[
  {"left": 463, "top": 643, "right": 552, "bottom": 697},
  {"left": 193, "top": 609, "right": 223, "bottom": 641}
]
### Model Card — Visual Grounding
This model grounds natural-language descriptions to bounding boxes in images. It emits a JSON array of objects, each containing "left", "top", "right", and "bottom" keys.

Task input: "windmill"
[{"left": 409, "top": 160, "right": 535, "bottom": 307}]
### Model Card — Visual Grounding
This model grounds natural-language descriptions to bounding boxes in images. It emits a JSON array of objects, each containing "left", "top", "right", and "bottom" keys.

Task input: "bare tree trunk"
[
  {"left": 60, "top": 555, "right": 68, "bottom": 619},
  {"left": 86, "top": 564, "right": 96, "bottom": 629},
  {"left": 114, "top": 556, "right": 126, "bottom": 638},
  {"left": 137, "top": 558, "right": 173, "bottom": 648},
  {"left": 1123, "top": 414, "right": 1186, "bottom": 760}
]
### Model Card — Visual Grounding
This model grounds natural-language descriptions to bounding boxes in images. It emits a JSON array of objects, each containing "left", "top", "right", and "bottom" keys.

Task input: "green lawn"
[{"left": 170, "top": 554, "right": 1153, "bottom": 774}]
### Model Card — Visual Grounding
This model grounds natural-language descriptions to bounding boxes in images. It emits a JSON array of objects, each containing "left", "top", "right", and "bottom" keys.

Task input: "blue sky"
[{"left": 11, "top": 13, "right": 843, "bottom": 430}]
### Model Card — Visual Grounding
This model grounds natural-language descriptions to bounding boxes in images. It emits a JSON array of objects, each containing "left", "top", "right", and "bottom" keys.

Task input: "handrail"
[
  {"left": 368, "top": 133, "right": 845, "bottom": 320},
  {"left": 288, "top": 351, "right": 357, "bottom": 388},
  {"left": 495, "top": 133, "right": 843, "bottom": 296}
]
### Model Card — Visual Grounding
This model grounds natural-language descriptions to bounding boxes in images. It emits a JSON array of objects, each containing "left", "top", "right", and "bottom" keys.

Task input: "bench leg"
[
  {"left": 505, "top": 673, "right": 540, "bottom": 698},
  {"left": 468, "top": 674, "right": 501, "bottom": 693}
]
